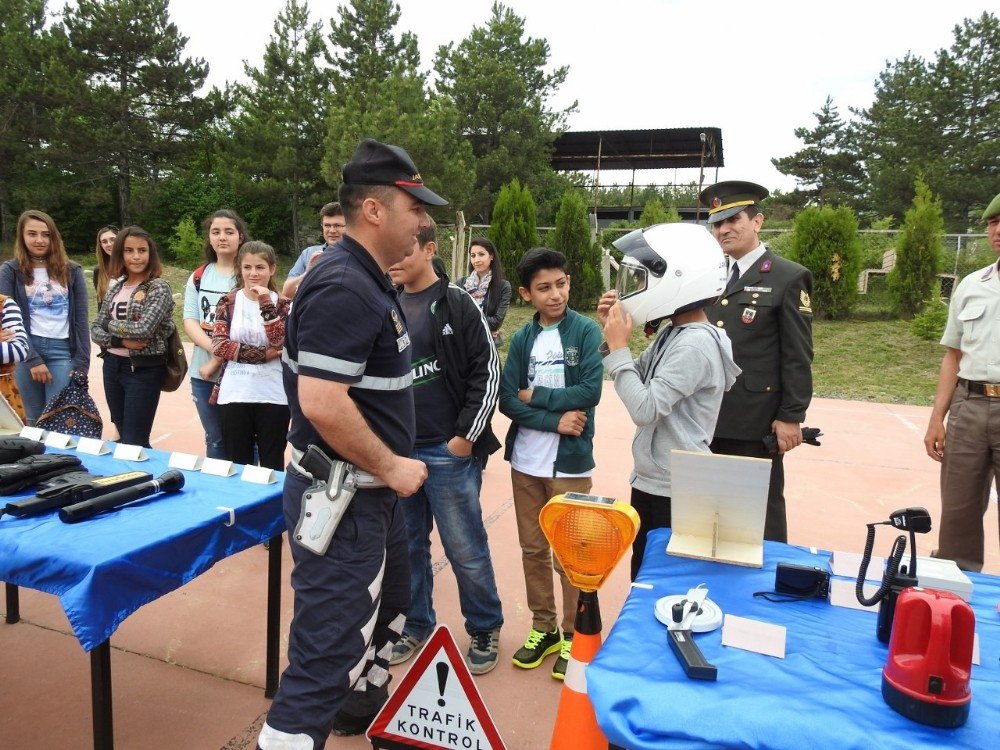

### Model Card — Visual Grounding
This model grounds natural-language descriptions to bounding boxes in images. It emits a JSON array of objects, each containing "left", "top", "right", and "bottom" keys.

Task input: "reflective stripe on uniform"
[{"left": 283, "top": 350, "right": 413, "bottom": 391}]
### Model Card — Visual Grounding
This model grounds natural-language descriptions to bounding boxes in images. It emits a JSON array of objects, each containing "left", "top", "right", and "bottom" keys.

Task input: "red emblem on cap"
[{"left": 712, "top": 197, "right": 722, "bottom": 208}]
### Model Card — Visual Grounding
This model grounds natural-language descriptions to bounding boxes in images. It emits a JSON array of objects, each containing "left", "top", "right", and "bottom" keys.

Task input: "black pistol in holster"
[
  {"left": 0, "top": 453, "right": 84, "bottom": 497},
  {"left": 1, "top": 470, "right": 153, "bottom": 519},
  {"left": 291, "top": 445, "right": 393, "bottom": 556}
]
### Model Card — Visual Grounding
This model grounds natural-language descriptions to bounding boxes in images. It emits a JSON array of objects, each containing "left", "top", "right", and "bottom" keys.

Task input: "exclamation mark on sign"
[{"left": 436, "top": 662, "right": 449, "bottom": 707}]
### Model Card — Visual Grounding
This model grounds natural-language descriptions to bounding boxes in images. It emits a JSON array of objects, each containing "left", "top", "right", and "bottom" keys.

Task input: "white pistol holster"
[{"left": 292, "top": 446, "right": 357, "bottom": 556}]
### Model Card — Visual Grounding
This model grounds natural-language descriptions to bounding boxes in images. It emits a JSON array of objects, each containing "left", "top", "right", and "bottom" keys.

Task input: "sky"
[{"left": 61, "top": 0, "right": 998, "bottom": 194}]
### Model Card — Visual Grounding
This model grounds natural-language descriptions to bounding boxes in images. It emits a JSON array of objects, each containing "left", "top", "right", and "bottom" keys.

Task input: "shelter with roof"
[{"left": 550, "top": 127, "right": 724, "bottom": 224}]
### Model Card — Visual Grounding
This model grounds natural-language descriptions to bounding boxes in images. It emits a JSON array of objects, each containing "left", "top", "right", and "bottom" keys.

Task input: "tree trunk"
[
  {"left": 290, "top": 192, "right": 300, "bottom": 255},
  {"left": 118, "top": 158, "right": 131, "bottom": 226}
]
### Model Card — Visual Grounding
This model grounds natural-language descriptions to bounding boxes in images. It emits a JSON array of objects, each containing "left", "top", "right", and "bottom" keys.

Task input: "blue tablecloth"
[
  {"left": 588, "top": 529, "right": 999, "bottom": 749},
  {"left": 0, "top": 450, "right": 284, "bottom": 651}
]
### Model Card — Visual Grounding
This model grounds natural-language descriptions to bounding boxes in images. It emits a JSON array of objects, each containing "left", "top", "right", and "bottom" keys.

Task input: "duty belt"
[
  {"left": 290, "top": 446, "right": 388, "bottom": 489},
  {"left": 959, "top": 378, "right": 1000, "bottom": 398}
]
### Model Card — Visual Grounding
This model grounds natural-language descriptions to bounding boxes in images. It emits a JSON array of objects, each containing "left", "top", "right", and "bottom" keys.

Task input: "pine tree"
[
  {"left": 228, "top": 0, "right": 331, "bottom": 252},
  {"left": 889, "top": 178, "right": 944, "bottom": 317},
  {"left": 489, "top": 179, "right": 539, "bottom": 284},
  {"left": 772, "top": 96, "right": 865, "bottom": 211},
  {"left": 60, "top": 0, "right": 214, "bottom": 224},
  {"left": 435, "top": 2, "right": 574, "bottom": 219},
  {"left": 320, "top": 0, "right": 474, "bottom": 209}
]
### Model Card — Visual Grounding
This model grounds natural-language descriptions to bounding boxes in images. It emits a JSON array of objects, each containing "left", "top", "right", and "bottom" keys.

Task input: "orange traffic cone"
[{"left": 550, "top": 590, "right": 607, "bottom": 750}]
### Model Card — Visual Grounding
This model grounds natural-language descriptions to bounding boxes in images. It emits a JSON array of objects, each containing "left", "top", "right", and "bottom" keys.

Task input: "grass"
[{"left": 498, "top": 301, "right": 942, "bottom": 406}]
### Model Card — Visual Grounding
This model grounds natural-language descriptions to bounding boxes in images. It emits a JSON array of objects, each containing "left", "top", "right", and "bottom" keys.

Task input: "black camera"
[{"left": 775, "top": 563, "right": 830, "bottom": 599}]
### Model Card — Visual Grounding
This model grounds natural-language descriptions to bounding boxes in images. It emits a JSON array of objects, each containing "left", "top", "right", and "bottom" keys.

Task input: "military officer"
[{"left": 701, "top": 180, "right": 814, "bottom": 542}]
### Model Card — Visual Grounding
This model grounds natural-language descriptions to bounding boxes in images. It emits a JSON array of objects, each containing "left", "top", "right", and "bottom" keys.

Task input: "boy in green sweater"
[{"left": 499, "top": 247, "right": 603, "bottom": 680}]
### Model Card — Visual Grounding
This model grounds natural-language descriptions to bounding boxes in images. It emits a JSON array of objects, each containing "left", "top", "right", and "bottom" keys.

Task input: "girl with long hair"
[
  {"left": 182, "top": 209, "right": 248, "bottom": 458},
  {"left": 0, "top": 210, "right": 90, "bottom": 424},
  {"left": 90, "top": 226, "right": 175, "bottom": 447},
  {"left": 93, "top": 225, "right": 119, "bottom": 301},
  {"left": 210, "top": 241, "right": 290, "bottom": 470},
  {"left": 460, "top": 238, "right": 512, "bottom": 346}
]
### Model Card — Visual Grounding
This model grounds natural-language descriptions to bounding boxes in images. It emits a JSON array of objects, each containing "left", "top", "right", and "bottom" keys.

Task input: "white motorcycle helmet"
[{"left": 613, "top": 223, "right": 726, "bottom": 328}]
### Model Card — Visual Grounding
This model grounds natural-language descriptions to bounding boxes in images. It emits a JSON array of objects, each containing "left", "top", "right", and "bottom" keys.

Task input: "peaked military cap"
[
  {"left": 343, "top": 138, "right": 448, "bottom": 206},
  {"left": 699, "top": 180, "right": 769, "bottom": 225}
]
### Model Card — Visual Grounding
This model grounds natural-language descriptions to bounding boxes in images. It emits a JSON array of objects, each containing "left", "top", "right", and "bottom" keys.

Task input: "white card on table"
[
  {"left": 829, "top": 577, "right": 880, "bottom": 612},
  {"left": 77, "top": 437, "right": 110, "bottom": 456},
  {"left": 830, "top": 550, "right": 885, "bottom": 582},
  {"left": 113, "top": 443, "right": 149, "bottom": 461},
  {"left": 721, "top": 614, "right": 786, "bottom": 659},
  {"left": 19, "top": 426, "right": 46, "bottom": 441},
  {"left": 169, "top": 452, "right": 204, "bottom": 471},
  {"left": 44, "top": 432, "right": 77, "bottom": 449},
  {"left": 241, "top": 464, "right": 277, "bottom": 484},
  {"left": 201, "top": 458, "right": 236, "bottom": 477}
]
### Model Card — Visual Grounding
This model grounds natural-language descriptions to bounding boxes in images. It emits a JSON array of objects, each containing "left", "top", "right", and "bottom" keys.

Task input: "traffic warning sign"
[{"left": 367, "top": 624, "right": 506, "bottom": 749}]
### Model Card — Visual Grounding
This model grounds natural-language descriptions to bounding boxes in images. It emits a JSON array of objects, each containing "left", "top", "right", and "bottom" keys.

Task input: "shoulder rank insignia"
[
  {"left": 799, "top": 290, "right": 812, "bottom": 313},
  {"left": 981, "top": 265, "right": 995, "bottom": 281},
  {"left": 760, "top": 259, "right": 772, "bottom": 273},
  {"left": 390, "top": 307, "right": 404, "bottom": 335}
]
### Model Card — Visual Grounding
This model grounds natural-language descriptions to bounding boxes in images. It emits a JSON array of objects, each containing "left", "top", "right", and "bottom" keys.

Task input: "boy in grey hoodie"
[{"left": 598, "top": 223, "right": 741, "bottom": 579}]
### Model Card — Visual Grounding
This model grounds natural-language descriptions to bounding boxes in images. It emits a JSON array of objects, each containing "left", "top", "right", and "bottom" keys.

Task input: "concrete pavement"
[{"left": 1, "top": 349, "right": 996, "bottom": 748}]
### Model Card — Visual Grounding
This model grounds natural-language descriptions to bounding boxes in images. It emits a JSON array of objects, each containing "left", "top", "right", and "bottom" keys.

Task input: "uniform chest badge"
[
  {"left": 397, "top": 331, "right": 410, "bottom": 352},
  {"left": 742, "top": 307, "right": 757, "bottom": 324},
  {"left": 564, "top": 346, "right": 580, "bottom": 366},
  {"left": 390, "top": 308, "right": 404, "bottom": 335},
  {"left": 799, "top": 290, "right": 812, "bottom": 313},
  {"left": 760, "top": 259, "right": 772, "bottom": 273}
]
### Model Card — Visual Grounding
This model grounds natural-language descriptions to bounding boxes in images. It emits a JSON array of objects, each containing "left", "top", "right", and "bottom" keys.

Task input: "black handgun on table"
[{"left": 1, "top": 470, "right": 152, "bottom": 518}]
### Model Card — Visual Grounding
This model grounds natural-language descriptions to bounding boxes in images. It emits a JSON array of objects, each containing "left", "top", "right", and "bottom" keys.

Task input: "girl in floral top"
[{"left": 211, "top": 241, "right": 290, "bottom": 471}]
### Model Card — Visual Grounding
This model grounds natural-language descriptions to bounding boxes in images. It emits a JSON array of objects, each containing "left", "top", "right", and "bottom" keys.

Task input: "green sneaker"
[
  {"left": 511, "top": 628, "right": 561, "bottom": 669},
  {"left": 551, "top": 634, "right": 573, "bottom": 681}
]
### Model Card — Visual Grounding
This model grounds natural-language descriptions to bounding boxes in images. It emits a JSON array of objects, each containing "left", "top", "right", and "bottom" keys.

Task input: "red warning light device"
[{"left": 881, "top": 587, "right": 975, "bottom": 728}]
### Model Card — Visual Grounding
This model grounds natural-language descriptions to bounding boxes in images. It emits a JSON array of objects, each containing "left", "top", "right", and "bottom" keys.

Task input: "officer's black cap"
[
  {"left": 342, "top": 138, "right": 448, "bottom": 206},
  {"left": 698, "top": 180, "right": 769, "bottom": 225}
]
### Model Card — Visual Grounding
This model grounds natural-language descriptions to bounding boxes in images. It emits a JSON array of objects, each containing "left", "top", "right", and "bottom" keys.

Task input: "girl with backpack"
[{"left": 182, "top": 209, "right": 248, "bottom": 458}]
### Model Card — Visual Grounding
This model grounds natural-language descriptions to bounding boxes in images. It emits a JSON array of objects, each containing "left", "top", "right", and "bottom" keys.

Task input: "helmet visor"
[
  {"left": 612, "top": 228, "right": 668, "bottom": 278},
  {"left": 616, "top": 259, "right": 647, "bottom": 300}
]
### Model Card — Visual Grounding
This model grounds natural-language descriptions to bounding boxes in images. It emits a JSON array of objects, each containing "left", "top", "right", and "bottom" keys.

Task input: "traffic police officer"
[
  {"left": 924, "top": 191, "right": 1000, "bottom": 571},
  {"left": 258, "top": 139, "right": 447, "bottom": 749},
  {"left": 701, "top": 181, "right": 814, "bottom": 542}
]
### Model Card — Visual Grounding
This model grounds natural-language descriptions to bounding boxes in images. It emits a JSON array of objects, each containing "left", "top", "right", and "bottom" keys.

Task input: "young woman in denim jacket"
[
  {"left": 0, "top": 209, "right": 90, "bottom": 425},
  {"left": 91, "top": 226, "right": 175, "bottom": 447}
]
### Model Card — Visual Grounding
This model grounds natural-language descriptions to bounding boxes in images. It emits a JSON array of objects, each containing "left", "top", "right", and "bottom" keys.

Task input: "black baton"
[{"left": 59, "top": 470, "right": 185, "bottom": 523}]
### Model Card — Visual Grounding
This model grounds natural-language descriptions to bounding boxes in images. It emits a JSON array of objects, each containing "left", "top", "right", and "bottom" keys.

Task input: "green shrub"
[
  {"left": 489, "top": 179, "right": 539, "bottom": 285},
  {"left": 910, "top": 285, "right": 949, "bottom": 341},
  {"left": 551, "top": 190, "right": 600, "bottom": 310},
  {"left": 789, "top": 205, "right": 863, "bottom": 319},
  {"left": 889, "top": 178, "right": 943, "bottom": 317},
  {"left": 638, "top": 198, "right": 680, "bottom": 227},
  {"left": 168, "top": 217, "right": 204, "bottom": 268}
]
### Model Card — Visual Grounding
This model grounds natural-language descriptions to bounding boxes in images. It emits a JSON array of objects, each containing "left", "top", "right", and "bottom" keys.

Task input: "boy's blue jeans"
[{"left": 401, "top": 442, "right": 503, "bottom": 639}]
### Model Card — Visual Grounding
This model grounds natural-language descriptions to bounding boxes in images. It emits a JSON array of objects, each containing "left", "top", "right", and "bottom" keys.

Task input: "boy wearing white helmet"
[{"left": 598, "top": 223, "right": 742, "bottom": 579}]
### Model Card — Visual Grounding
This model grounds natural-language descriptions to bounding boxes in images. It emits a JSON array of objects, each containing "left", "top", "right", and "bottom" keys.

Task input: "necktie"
[{"left": 725, "top": 261, "right": 740, "bottom": 294}]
